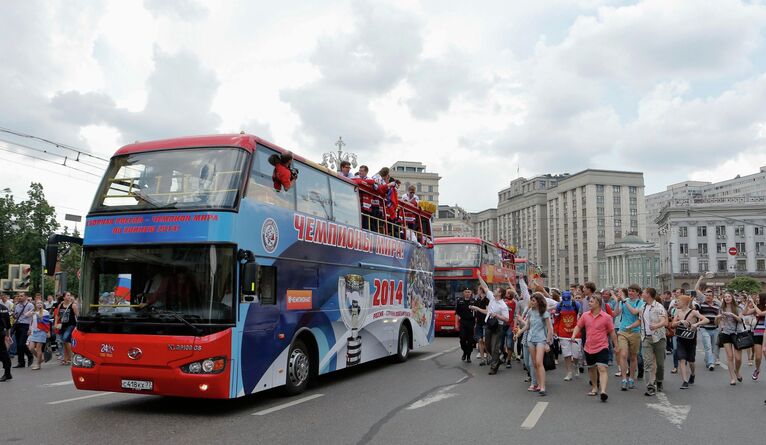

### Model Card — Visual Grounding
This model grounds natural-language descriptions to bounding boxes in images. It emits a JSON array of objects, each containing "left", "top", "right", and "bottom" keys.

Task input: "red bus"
[{"left": 433, "top": 237, "right": 516, "bottom": 334}]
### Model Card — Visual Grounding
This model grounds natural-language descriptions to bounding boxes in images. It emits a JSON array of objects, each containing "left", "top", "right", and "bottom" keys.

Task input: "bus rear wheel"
[
  {"left": 394, "top": 325, "right": 410, "bottom": 363},
  {"left": 285, "top": 340, "right": 311, "bottom": 395}
]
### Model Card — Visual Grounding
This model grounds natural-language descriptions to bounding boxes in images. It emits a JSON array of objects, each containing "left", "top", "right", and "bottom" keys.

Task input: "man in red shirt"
[{"left": 571, "top": 294, "right": 620, "bottom": 402}]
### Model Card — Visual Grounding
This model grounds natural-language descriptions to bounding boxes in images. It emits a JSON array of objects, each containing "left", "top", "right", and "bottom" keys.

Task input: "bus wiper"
[{"left": 149, "top": 308, "right": 203, "bottom": 336}]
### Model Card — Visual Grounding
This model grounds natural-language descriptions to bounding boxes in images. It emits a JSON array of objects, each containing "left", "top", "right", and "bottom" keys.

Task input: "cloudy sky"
[{"left": 2, "top": 0, "right": 766, "bottom": 230}]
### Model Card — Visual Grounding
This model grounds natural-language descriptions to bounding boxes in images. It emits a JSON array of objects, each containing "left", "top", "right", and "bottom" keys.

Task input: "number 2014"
[{"left": 372, "top": 279, "right": 403, "bottom": 306}]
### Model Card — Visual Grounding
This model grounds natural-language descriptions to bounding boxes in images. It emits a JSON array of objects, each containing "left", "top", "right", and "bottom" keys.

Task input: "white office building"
[{"left": 391, "top": 161, "right": 441, "bottom": 206}]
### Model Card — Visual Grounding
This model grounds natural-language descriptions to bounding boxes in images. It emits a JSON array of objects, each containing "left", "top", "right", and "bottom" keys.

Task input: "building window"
[
  {"left": 758, "top": 259, "right": 765, "bottom": 272},
  {"left": 613, "top": 195, "right": 621, "bottom": 205},
  {"left": 614, "top": 208, "right": 621, "bottom": 217},
  {"left": 615, "top": 218, "right": 622, "bottom": 228},
  {"left": 735, "top": 225, "right": 745, "bottom": 237},
  {"left": 596, "top": 195, "right": 604, "bottom": 205},
  {"left": 698, "top": 243, "right": 708, "bottom": 255},
  {"left": 598, "top": 229, "right": 605, "bottom": 238},
  {"left": 597, "top": 207, "right": 604, "bottom": 216},
  {"left": 716, "top": 225, "right": 726, "bottom": 238},
  {"left": 699, "top": 260, "right": 708, "bottom": 272},
  {"left": 417, "top": 183, "right": 422, "bottom": 192},
  {"left": 613, "top": 185, "right": 621, "bottom": 194},
  {"left": 697, "top": 226, "right": 707, "bottom": 237},
  {"left": 679, "top": 243, "right": 688, "bottom": 255},
  {"left": 680, "top": 261, "right": 689, "bottom": 272},
  {"left": 596, "top": 184, "right": 604, "bottom": 193},
  {"left": 630, "top": 208, "right": 637, "bottom": 216},
  {"left": 629, "top": 186, "right": 637, "bottom": 194},
  {"left": 736, "top": 242, "right": 746, "bottom": 254},
  {"left": 718, "top": 260, "right": 728, "bottom": 272},
  {"left": 756, "top": 227, "right": 763, "bottom": 236},
  {"left": 716, "top": 243, "right": 727, "bottom": 253},
  {"left": 615, "top": 230, "right": 622, "bottom": 239},
  {"left": 630, "top": 196, "right": 637, "bottom": 206},
  {"left": 679, "top": 226, "right": 688, "bottom": 237},
  {"left": 598, "top": 241, "right": 605, "bottom": 249},
  {"left": 737, "top": 260, "right": 747, "bottom": 272},
  {"left": 428, "top": 185, "right": 433, "bottom": 192},
  {"left": 757, "top": 242, "right": 765, "bottom": 255},
  {"left": 598, "top": 218, "right": 605, "bottom": 227}
]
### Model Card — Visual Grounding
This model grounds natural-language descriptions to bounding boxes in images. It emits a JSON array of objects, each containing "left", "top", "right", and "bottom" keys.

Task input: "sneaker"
[
  {"left": 600, "top": 393, "right": 608, "bottom": 402},
  {"left": 671, "top": 368, "right": 678, "bottom": 374},
  {"left": 476, "top": 353, "right": 482, "bottom": 359},
  {"left": 621, "top": 380, "right": 628, "bottom": 391},
  {"left": 644, "top": 385, "right": 656, "bottom": 396},
  {"left": 528, "top": 385, "right": 540, "bottom": 392},
  {"left": 505, "top": 362, "right": 512, "bottom": 369},
  {"left": 524, "top": 375, "right": 531, "bottom": 383},
  {"left": 656, "top": 381, "right": 664, "bottom": 392},
  {"left": 689, "top": 374, "right": 695, "bottom": 385},
  {"left": 680, "top": 381, "right": 689, "bottom": 389},
  {"left": 628, "top": 378, "right": 636, "bottom": 389},
  {"left": 715, "top": 359, "right": 721, "bottom": 366},
  {"left": 538, "top": 390, "right": 547, "bottom": 396},
  {"left": 564, "top": 372, "right": 573, "bottom": 381},
  {"left": 0, "top": 375, "right": 11, "bottom": 382},
  {"left": 614, "top": 368, "right": 622, "bottom": 377},
  {"left": 753, "top": 369, "right": 760, "bottom": 380},
  {"left": 708, "top": 365, "right": 715, "bottom": 371}
]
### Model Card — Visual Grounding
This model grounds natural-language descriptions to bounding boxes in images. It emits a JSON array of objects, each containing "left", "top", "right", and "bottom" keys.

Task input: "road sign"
[{"left": 728, "top": 247, "right": 738, "bottom": 256}]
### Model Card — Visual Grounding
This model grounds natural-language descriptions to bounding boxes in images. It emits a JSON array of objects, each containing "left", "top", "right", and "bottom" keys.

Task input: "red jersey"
[
  {"left": 504, "top": 298, "right": 516, "bottom": 329},
  {"left": 272, "top": 163, "right": 291, "bottom": 191}
]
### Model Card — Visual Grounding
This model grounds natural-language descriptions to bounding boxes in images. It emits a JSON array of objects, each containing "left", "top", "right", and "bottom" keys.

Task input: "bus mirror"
[
  {"left": 44, "top": 244, "right": 59, "bottom": 277},
  {"left": 242, "top": 262, "right": 258, "bottom": 295}
]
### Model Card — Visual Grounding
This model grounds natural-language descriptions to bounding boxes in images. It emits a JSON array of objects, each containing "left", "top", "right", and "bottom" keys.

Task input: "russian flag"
[
  {"left": 114, "top": 274, "right": 132, "bottom": 300},
  {"left": 38, "top": 313, "right": 51, "bottom": 334}
]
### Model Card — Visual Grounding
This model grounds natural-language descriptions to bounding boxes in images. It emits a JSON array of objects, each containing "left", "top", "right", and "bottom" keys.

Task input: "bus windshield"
[
  {"left": 434, "top": 279, "right": 478, "bottom": 310},
  {"left": 91, "top": 147, "right": 249, "bottom": 212},
  {"left": 434, "top": 244, "right": 481, "bottom": 268},
  {"left": 80, "top": 245, "right": 235, "bottom": 326}
]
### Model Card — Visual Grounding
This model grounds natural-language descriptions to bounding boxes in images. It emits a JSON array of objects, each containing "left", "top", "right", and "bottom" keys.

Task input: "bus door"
[{"left": 239, "top": 262, "right": 280, "bottom": 390}]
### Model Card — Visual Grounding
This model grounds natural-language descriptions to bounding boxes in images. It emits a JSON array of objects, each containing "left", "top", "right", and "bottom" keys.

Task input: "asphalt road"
[{"left": 2, "top": 337, "right": 764, "bottom": 445}]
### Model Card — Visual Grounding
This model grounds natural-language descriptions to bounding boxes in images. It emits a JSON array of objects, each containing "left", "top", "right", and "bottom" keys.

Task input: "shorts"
[
  {"left": 505, "top": 328, "right": 515, "bottom": 349},
  {"left": 676, "top": 337, "right": 697, "bottom": 362},
  {"left": 61, "top": 325, "right": 75, "bottom": 344},
  {"left": 618, "top": 331, "right": 641, "bottom": 355},
  {"left": 754, "top": 335, "right": 763, "bottom": 345},
  {"left": 584, "top": 348, "right": 610, "bottom": 368},
  {"left": 474, "top": 324, "right": 486, "bottom": 342},
  {"left": 718, "top": 332, "right": 735, "bottom": 347},
  {"left": 559, "top": 338, "right": 581, "bottom": 359}
]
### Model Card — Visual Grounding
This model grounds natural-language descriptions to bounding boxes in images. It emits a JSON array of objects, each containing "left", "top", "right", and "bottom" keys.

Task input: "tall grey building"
[
  {"left": 391, "top": 161, "right": 441, "bottom": 206},
  {"left": 547, "top": 170, "right": 647, "bottom": 289}
]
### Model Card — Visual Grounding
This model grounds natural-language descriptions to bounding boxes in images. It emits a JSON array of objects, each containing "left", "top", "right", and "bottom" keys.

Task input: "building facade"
[
  {"left": 433, "top": 205, "right": 474, "bottom": 238},
  {"left": 656, "top": 196, "right": 766, "bottom": 291},
  {"left": 599, "top": 235, "right": 660, "bottom": 290},
  {"left": 472, "top": 208, "right": 498, "bottom": 242},
  {"left": 547, "top": 170, "right": 647, "bottom": 289},
  {"left": 391, "top": 161, "right": 441, "bottom": 206},
  {"left": 646, "top": 166, "right": 766, "bottom": 245},
  {"left": 496, "top": 175, "right": 566, "bottom": 275}
]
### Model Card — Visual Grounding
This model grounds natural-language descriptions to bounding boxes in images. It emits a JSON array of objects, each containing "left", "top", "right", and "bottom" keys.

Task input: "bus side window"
[
  {"left": 247, "top": 146, "right": 296, "bottom": 210},
  {"left": 329, "top": 178, "right": 360, "bottom": 227},
  {"left": 258, "top": 266, "right": 277, "bottom": 305},
  {"left": 295, "top": 162, "right": 332, "bottom": 220}
]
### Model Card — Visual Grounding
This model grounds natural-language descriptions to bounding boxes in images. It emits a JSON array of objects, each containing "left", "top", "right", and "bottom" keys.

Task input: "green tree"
[
  {"left": 59, "top": 226, "right": 82, "bottom": 294},
  {"left": 0, "top": 183, "right": 59, "bottom": 294},
  {"left": 727, "top": 276, "right": 762, "bottom": 294}
]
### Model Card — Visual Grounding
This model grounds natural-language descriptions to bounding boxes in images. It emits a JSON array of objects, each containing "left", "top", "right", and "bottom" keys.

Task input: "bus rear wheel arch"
[
  {"left": 284, "top": 332, "right": 318, "bottom": 395},
  {"left": 394, "top": 321, "right": 412, "bottom": 363}
]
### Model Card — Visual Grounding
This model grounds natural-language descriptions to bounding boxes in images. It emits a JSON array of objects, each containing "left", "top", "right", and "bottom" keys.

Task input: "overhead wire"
[
  {"left": 0, "top": 136, "right": 107, "bottom": 171},
  {"left": 0, "top": 154, "right": 100, "bottom": 185},
  {"left": 0, "top": 145, "right": 102, "bottom": 178},
  {"left": 0, "top": 126, "right": 110, "bottom": 163}
]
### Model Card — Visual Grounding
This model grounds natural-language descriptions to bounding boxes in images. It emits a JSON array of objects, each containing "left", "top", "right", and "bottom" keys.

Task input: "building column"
[
  {"left": 689, "top": 226, "right": 699, "bottom": 273},
  {"left": 746, "top": 224, "right": 756, "bottom": 273}
]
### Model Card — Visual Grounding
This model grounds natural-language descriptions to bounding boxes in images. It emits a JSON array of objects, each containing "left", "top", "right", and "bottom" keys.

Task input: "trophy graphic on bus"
[{"left": 338, "top": 274, "right": 371, "bottom": 367}]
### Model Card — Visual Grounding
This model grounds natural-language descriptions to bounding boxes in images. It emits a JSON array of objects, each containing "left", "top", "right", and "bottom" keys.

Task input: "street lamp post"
[{"left": 321, "top": 137, "right": 358, "bottom": 172}]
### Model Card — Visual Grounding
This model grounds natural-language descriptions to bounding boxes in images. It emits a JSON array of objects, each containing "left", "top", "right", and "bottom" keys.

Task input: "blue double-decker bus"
[{"left": 65, "top": 134, "right": 435, "bottom": 398}]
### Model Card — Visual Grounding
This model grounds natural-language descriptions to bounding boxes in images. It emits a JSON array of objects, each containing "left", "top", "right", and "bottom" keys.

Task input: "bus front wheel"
[
  {"left": 285, "top": 340, "right": 311, "bottom": 395},
  {"left": 394, "top": 325, "right": 410, "bottom": 363}
]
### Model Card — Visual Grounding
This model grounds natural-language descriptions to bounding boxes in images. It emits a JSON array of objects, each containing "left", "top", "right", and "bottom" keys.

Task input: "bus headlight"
[
  {"left": 181, "top": 357, "right": 226, "bottom": 374},
  {"left": 72, "top": 354, "right": 95, "bottom": 368}
]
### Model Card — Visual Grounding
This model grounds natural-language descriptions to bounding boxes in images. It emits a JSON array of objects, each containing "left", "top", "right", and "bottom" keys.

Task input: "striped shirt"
[{"left": 698, "top": 301, "right": 720, "bottom": 330}]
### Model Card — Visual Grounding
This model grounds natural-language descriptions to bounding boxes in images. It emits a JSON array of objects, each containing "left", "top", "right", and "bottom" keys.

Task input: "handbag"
[
  {"left": 486, "top": 316, "right": 499, "bottom": 332},
  {"left": 675, "top": 310, "right": 696, "bottom": 340},
  {"left": 543, "top": 350, "right": 556, "bottom": 371},
  {"left": 733, "top": 321, "right": 755, "bottom": 351}
]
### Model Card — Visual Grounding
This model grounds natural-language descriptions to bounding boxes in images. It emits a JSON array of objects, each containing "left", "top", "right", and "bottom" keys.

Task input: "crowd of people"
[
  {"left": 0, "top": 291, "right": 79, "bottom": 382},
  {"left": 454, "top": 274, "right": 766, "bottom": 403}
]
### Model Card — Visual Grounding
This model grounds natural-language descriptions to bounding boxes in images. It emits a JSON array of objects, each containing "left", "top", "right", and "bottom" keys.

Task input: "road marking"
[
  {"left": 47, "top": 392, "right": 113, "bottom": 405},
  {"left": 419, "top": 346, "right": 459, "bottom": 361},
  {"left": 41, "top": 380, "right": 74, "bottom": 388},
  {"left": 647, "top": 392, "right": 690, "bottom": 429},
  {"left": 520, "top": 402, "right": 548, "bottom": 429},
  {"left": 407, "top": 385, "right": 458, "bottom": 410},
  {"left": 252, "top": 394, "right": 324, "bottom": 416}
]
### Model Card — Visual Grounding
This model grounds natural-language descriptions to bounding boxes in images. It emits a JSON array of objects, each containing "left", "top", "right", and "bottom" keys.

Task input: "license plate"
[
  {"left": 441, "top": 326, "right": 454, "bottom": 330},
  {"left": 121, "top": 379, "right": 153, "bottom": 391}
]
